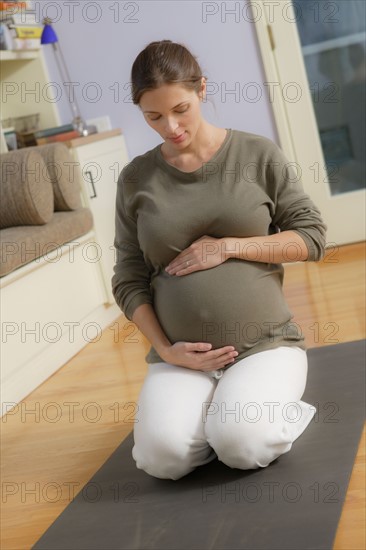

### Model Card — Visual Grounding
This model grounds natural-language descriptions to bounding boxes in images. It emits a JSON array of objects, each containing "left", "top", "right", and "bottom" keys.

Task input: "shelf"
[{"left": 0, "top": 49, "right": 40, "bottom": 61}]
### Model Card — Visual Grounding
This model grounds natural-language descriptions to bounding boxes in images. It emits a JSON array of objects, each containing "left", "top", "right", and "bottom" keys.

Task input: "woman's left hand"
[{"left": 165, "top": 235, "right": 226, "bottom": 276}]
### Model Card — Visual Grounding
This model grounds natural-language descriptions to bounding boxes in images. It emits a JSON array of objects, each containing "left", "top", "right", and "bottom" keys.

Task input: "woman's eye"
[{"left": 149, "top": 106, "right": 189, "bottom": 121}]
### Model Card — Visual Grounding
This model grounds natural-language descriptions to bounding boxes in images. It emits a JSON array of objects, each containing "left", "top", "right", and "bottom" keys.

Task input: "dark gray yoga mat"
[{"left": 32, "top": 339, "right": 365, "bottom": 550}]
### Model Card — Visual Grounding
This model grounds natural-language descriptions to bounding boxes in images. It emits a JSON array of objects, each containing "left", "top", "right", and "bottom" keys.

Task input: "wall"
[{"left": 38, "top": 0, "right": 279, "bottom": 161}]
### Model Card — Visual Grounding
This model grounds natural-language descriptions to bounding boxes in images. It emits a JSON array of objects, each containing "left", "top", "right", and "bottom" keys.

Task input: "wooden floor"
[{"left": 1, "top": 242, "right": 365, "bottom": 549}]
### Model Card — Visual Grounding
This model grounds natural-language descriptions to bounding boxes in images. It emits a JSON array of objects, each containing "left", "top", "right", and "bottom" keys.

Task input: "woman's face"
[{"left": 139, "top": 81, "right": 205, "bottom": 148}]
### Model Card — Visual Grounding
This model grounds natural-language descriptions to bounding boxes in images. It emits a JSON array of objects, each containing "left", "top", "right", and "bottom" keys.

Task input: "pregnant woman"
[{"left": 112, "top": 40, "right": 327, "bottom": 480}]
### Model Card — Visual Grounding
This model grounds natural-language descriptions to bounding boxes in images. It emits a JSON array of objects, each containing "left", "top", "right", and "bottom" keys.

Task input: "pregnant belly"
[{"left": 151, "top": 260, "right": 292, "bottom": 352}]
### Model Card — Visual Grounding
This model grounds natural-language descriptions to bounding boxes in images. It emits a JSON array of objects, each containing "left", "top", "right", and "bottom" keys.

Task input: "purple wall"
[{"left": 39, "top": 0, "right": 279, "bottom": 160}]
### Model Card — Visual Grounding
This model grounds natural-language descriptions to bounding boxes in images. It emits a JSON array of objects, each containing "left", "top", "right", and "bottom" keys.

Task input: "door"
[{"left": 252, "top": 0, "right": 365, "bottom": 245}]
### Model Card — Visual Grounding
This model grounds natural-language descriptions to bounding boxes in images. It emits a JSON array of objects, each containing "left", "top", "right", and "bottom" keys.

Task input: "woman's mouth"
[{"left": 169, "top": 132, "right": 186, "bottom": 143}]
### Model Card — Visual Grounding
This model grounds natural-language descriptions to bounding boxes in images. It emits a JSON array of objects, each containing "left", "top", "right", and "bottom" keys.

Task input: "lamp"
[{"left": 41, "top": 17, "right": 96, "bottom": 137}]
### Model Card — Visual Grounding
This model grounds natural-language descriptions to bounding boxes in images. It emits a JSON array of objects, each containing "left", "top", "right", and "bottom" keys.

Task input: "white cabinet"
[{"left": 69, "top": 131, "right": 129, "bottom": 304}]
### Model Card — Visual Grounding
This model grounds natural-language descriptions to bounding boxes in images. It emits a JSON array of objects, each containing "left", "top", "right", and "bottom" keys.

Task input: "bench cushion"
[{"left": 0, "top": 208, "right": 94, "bottom": 277}]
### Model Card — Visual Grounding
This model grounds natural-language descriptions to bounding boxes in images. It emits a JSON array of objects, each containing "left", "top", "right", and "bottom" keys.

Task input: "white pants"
[{"left": 132, "top": 346, "right": 316, "bottom": 480}]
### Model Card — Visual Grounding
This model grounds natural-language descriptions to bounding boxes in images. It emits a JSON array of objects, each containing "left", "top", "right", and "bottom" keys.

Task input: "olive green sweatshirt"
[{"left": 111, "top": 128, "right": 327, "bottom": 366}]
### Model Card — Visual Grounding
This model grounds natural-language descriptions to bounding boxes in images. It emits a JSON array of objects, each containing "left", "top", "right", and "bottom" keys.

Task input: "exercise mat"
[{"left": 32, "top": 339, "right": 365, "bottom": 550}]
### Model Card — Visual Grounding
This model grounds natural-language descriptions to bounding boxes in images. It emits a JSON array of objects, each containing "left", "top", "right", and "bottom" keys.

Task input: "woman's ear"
[{"left": 200, "top": 77, "right": 207, "bottom": 100}]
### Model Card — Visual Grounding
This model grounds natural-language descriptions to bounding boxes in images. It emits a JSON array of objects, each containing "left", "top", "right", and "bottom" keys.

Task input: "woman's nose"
[{"left": 164, "top": 117, "right": 179, "bottom": 133}]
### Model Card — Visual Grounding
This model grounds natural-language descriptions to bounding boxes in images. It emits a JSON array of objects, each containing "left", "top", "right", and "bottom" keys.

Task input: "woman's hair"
[{"left": 131, "top": 39, "right": 208, "bottom": 105}]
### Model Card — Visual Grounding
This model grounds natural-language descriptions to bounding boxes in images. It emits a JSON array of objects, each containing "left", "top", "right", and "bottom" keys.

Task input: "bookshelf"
[{"left": 0, "top": 46, "right": 60, "bottom": 150}]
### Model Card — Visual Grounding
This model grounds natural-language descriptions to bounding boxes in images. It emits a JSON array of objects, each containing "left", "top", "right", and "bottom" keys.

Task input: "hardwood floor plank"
[{"left": 1, "top": 242, "right": 365, "bottom": 549}]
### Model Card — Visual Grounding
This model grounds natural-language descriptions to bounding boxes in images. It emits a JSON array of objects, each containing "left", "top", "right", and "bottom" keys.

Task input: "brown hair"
[{"left": 131, "top": 40, "right": 208, "bottom": 105}]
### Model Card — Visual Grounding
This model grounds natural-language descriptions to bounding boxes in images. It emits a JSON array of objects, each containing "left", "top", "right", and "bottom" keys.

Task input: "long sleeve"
[
  {"left": 111, "top": 166, "right": 153, "bottom": 321},
  {"left": 265, "top": 142, "right": 327, "bottom": 261}
]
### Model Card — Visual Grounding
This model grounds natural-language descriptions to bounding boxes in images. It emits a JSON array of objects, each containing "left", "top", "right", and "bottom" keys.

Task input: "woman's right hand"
[
  {"left": 160, "top": 341, "right": 239, "bottom": 372},
  {"left": 130, "top": 304, "right": 239, "bottom": 372}
]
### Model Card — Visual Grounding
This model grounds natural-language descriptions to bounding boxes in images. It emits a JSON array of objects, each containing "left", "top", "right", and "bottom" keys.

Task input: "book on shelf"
[
  {"left": 0, "top": 2, "right": 29, "bottom": 11},
  {"left": 10, "top": 36, "right": 40, "bottom": 49},
  {"left": 36, "top": 130, "right": 81, "bottom": 145},
  {"left": 0, "top": 21, "right": 12, "bottom": 48},
  {"left": 34, "top": 124, "right": 75, "bottom": 138},
  {"left": 11, "top": 125, "right": 80, "bottom": 148},
  {"left": 0, "top": 0, "right": 41, "bottom": 49},
  {"left": 10, "top": 25, "right": 42, "bottom": 38},
  {"left": 0, "top": 11, "right": 38, "bottom": 24}
]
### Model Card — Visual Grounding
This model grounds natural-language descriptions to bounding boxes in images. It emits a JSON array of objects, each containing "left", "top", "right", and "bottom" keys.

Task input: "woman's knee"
[
  {"left": 132, "top": 432, "right": 204, "bottom": 480},
  {"left": 206, "top": 421, "right": 292, "bottom": 470}
]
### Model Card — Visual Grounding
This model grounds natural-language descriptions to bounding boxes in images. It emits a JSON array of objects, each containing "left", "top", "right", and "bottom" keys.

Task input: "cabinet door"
[{"left": 72, "top": 135, "right": 129, "bottom": 304}]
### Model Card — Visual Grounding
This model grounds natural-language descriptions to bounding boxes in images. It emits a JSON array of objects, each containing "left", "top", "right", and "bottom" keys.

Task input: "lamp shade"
[{"left": 41, "top": 20, "right": 58, "bottom": 44}]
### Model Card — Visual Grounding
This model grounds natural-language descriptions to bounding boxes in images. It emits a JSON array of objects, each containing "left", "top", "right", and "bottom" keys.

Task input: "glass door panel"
[{"left": 296, "top": 0, "right": 365, "bottom": 195}]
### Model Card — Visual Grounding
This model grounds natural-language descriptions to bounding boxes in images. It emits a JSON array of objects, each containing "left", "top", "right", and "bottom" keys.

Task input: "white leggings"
[{"left": 132, "top": 346, "right": 316, "bottom": 480}]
